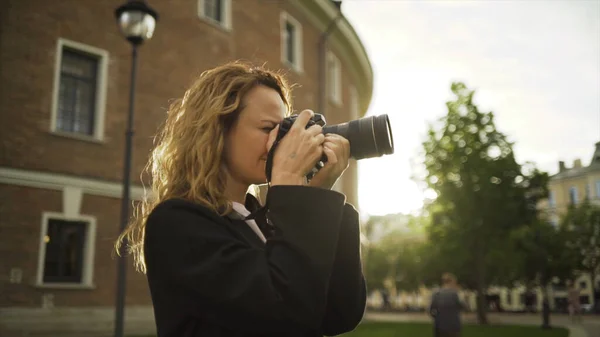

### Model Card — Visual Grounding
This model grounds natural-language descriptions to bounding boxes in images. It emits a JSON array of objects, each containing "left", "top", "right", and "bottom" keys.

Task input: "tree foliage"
[
  {"left": 421, "top": 82, "right": 547, "bottom": 323},
  {"left": 561, "top": 201, "right": 600, "bottom": 298}
]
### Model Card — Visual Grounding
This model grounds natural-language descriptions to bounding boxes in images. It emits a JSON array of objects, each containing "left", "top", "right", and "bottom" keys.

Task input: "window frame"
[
  {"left": 280, "top": 11, "right": 303, "bottom": 73},
  {"left": 197, "top": 0, "right": 232, "bottom": 31},
  {"left": 327, "top": 51, "right": 342, "bottom": 105},
  {"left": 50, "top": 38, "right": 108, "bottom": 142},
  {"left": 569, "top": 186, "right": 579, "bottom": 205},
  {"left": 35, "top": 212, "right": 97, "bottom": 289},
  {"left": 548, "top": 190, "right": 556, "bottom": 207}
]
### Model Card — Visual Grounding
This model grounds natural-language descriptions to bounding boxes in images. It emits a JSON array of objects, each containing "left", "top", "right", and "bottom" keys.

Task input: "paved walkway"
[{"left": 364, "top": 312, "right": 600, "bottom": 337}]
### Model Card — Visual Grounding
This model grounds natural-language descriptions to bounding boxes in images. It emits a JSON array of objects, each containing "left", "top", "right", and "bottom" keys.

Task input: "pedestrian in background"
[
  {"left": 429, "top": 273, "right": 463, "bottom": 337},
  {"left": 567, "top": 280, "right": 582, "bottom": 323}
]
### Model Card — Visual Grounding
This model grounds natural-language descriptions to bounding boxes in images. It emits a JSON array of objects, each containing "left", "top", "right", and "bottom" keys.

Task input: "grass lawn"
[
  {"left": 130, "top": 322, "right": 570, "bottom": 337},
  {"left": 343, "top": 322, "right": 569, "bottom": 337}
]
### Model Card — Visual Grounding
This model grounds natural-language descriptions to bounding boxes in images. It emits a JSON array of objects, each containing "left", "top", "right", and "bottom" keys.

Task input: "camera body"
[
  {"left": 264, "top": 112, "right": 394, "bottom": 183},
  {"left": 279, "top": 113, "right": 327, "bottom": 134},
  {"left": 275, "top": 113, "right": 328, "bottom": 181}
]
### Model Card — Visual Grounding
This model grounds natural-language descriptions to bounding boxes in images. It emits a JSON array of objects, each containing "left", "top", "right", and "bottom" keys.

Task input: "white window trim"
[
  {"left": 327, "top": 51, "right": 342, "bottom": 106},
  {"left": 35, "top": 212, "right": 97, "bottom": 289},
  {"left": 0, "top": 166, "right": 147, "bottom": 200},
  {"left": 280, "top": 11, "right": 303, "bottom": 73},
  {"left": 570, "top": 186, "right": 579, "bottom": 205},
  {"left": 349, "top": 85, "right": 359, "bottom": 119},
  {"left": 50, "top": 38, "right": 108, "bottom": 143},
  {"left": 548, "top": 190, "right": 556, "bottom": 207},
  {"left": 197, "top": 0, "right": 232, "bottom": 31}
]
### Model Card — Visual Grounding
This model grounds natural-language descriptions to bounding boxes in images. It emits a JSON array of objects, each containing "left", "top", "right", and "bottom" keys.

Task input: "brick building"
[{"left": 0, "top": 0, "right": 373, "bottom": 334}]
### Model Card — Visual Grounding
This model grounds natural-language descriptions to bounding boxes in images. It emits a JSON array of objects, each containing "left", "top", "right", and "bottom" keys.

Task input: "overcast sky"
[{"left": 341, "top": 0, "right": 600, "bottom": 216}]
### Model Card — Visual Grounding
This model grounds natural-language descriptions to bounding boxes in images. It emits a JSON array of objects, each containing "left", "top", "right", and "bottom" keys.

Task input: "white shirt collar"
[{"left": 231, "top": 202, "right": 266, "bottom": 243}]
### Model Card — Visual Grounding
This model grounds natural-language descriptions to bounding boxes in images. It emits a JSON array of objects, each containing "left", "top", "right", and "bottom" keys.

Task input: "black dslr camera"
[{"left": 265, "top": 113, "right": 395, "bottom": 182}]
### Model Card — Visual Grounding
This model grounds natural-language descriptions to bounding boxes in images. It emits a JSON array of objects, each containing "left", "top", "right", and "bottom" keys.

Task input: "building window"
[
  {"left": 43, "top": 219, "right": 86, "bottom": 283},
  {"left": 579, "top": 281, "right": 587, "bottom": 289},
  {"left": 280, "top": 12, "right": 303, "bottom": 72},
  {"left": 596, "top": 180, "right": 600, "bottom": 198},
  {"left": 548, "top": 191, "right": 556, "bottom": 207},
  {"left": 204, "top": 0, "right": 222, "bottom": 22},
  {"left": 51, "top": 39, "right": 108, "bottom": 141},
  {"left": 586, "top": 184, "right": 591, "bottom": 199},
  {"left": 569, "top": 186, "right": 578, "bottom": 205},
  {"left": 554, "top": 297, "right": 568, "bottom": 309},
  {"left": 197, "top": 0, "right": 231, "bottom": 29},
  {"left": 36, "top": 213, "right": 96, "bottom": 287},
  {"left": 327, "top": 52, "right": 342, "bottom": 105},
  {"left": 57, "top": 49, "right": 97, "bottom": 135}
]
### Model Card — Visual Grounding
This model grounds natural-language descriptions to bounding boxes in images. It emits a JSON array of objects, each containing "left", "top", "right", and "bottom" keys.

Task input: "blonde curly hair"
[{"left": 115, "top": 61, "right": 292, "bottom": 273}]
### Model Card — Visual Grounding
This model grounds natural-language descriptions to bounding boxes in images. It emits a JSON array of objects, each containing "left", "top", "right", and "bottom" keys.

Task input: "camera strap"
[
  {"left": 245, "top": 120, "right": 294, "bottom": 229},
  {"left": 243, "top": 123, "right": 286, "bottom": 227}
]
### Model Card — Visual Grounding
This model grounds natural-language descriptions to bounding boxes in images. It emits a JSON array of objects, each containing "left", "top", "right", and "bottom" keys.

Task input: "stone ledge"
[{"left": 0, "top": 306, "right": 156, "bottom": 336}]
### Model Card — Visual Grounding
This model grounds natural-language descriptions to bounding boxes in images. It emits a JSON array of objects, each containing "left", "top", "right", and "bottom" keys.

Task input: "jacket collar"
[{"left": 225, "top": 193, "right": 263, "bottom": 219}]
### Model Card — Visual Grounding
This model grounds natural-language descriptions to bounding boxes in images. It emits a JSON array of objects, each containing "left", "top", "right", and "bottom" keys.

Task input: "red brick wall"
[
  {"left": 0, "top": 0, "right": 365, "bottom": 308},
  {"left": 0, "top": 184, "right": 150, "bottom": 307},
  {"left": 0, "top": 0, "right": 359, "bottom": 182}
]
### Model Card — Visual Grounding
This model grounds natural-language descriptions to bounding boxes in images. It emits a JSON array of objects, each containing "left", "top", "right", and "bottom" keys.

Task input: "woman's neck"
[{"left": 225, "top": 181, "right": 248, "bottom": 204}]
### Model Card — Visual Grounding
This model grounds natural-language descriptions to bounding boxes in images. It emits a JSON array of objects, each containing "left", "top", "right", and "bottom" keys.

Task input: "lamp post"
[{"left": 114, "top": 2, "right": 158, "bottom": 337}]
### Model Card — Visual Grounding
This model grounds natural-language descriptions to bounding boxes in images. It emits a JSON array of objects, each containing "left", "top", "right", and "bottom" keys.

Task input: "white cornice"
[{"left": 0, "top": 167, "right": 147, "bottom": 200}]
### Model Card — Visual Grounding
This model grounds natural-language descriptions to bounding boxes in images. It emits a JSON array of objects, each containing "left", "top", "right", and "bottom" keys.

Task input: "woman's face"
[{"left": 224, "top": 85, "right": 286, "bottom": 186}]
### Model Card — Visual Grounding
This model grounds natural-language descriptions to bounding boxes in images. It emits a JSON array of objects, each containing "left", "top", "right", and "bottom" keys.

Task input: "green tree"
[
  {"left": 511, "top": 219, "right": 578, "bottom": 328},
  {"left": 389, "top": 234, "right": 427, "bottom": 292},
  {"left": 364, "top": 243, "right": 393, "bottom": 291},
  {"left": 362, "top": 214, "right": 403, "bottom": 293},
  {"left": 562, "top": 201, "right": 600, "bottom": 299},
  {"left": 362, "top": 214, "right": 428, "bottom": 295},
  {"left": 421, "top": 82, "right": 544, "bottom": 324}
]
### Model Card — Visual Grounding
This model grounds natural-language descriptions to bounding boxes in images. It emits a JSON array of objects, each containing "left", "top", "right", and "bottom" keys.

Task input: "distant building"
[
  {"left": 538, "top": 141, "right": 600, "bottom": 311},
  {"left": 0, "top": 0, "right": 373, "bottom": 335},
  {"left": 478, "top": 142, "right": 600, "bottom": 313},
  {"left": 476, "top": 142, "right": 600, "bottom": 313}
]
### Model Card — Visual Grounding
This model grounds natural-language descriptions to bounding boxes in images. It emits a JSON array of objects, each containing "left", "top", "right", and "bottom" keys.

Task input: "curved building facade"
[{"left": 0, "top": 0, "right": 373, "bottom": 335}]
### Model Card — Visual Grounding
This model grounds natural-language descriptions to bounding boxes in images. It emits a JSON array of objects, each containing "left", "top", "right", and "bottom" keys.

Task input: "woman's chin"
[{"left": 249, "top": 172, "right": 267, "bottom": 185}]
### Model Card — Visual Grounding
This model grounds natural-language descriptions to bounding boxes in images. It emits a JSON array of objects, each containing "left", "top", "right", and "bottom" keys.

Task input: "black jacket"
[{"left": 144, "top": 185, "right": 366, "bottom": 337}]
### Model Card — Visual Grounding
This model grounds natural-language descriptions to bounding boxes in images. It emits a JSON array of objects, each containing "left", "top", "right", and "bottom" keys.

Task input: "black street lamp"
[{"left": 113, "top": 1, "right": 158, "bottom": 337}]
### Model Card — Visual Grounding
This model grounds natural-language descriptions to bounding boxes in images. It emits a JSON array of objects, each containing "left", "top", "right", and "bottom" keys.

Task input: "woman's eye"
[{"left": 261, "top": 127, "right": 274, "bottom": 132}]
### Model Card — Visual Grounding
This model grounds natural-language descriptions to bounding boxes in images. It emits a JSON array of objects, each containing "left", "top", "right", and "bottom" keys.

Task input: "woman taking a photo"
[{"left": 116, "top": 62, "right": 366, "bottom": 337}]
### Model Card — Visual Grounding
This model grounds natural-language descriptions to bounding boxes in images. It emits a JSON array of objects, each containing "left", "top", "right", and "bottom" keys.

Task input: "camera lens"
[{"left": 322, "top": 114, "right": 394, "bottom": 160}]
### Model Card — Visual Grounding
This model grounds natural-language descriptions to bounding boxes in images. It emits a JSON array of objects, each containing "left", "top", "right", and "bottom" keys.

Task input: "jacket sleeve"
[
  {"left": 322, "top": 203, "right": 367, "bottom": 336},
  {"left": 144, "top": 185, "right": 345, "bottom": 335}
]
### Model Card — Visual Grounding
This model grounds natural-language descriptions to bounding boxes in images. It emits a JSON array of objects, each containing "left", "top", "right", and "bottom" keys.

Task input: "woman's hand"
[
  {"left": 308, "top": 133, "right": 350, "bottom": 190},
  {"left": 267, "top": 110, "right": 325, "bottom": 186}
]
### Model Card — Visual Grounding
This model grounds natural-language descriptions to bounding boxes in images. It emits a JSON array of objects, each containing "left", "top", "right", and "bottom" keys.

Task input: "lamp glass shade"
[{"left": 117, "top": 10, "right": 156, "bottom": 41}]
